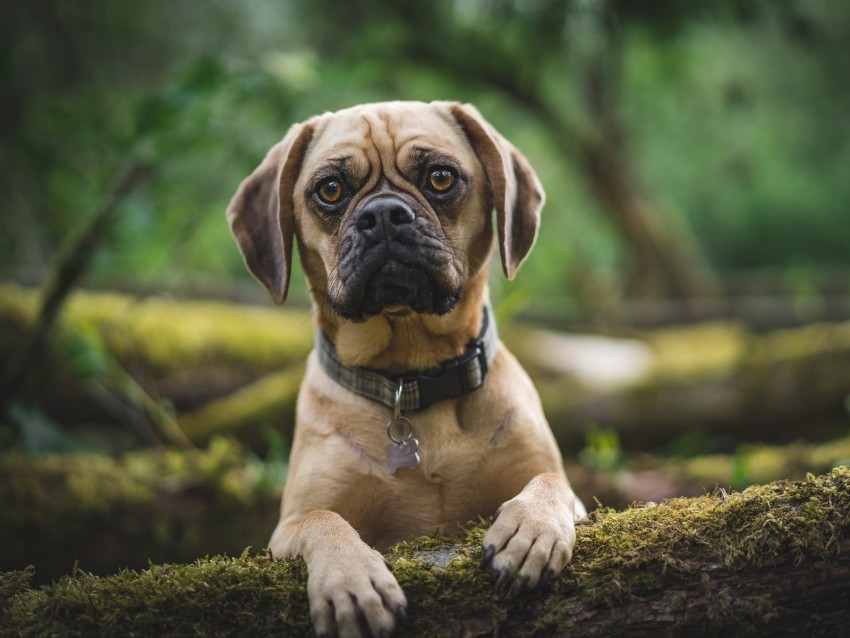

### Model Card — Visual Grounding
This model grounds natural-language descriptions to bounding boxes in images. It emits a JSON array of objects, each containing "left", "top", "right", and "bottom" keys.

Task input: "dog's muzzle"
[{"left": 331, "top": 195, "right": 462, "bottom": 320}]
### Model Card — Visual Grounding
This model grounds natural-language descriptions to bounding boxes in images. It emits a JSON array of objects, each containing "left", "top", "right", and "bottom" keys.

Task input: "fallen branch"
[
  {"left": 178, "top": 364, "right": 303, "bottom": 445},
  {"left": 2, "top": 468, "right": 848, "bottom": 637}
]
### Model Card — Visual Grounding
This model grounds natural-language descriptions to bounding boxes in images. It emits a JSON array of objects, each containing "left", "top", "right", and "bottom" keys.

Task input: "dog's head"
[{"left": 227, "top": 101, "right": 544, "bottom": 323}]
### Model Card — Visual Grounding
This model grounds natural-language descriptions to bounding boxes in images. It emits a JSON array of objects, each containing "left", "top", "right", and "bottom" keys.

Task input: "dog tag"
[
  {"left": 385, "top": 386, "right": 420, "bottom": 474},
  {"left": 386, "top": 437, "right": 420, "bottom": 474}
]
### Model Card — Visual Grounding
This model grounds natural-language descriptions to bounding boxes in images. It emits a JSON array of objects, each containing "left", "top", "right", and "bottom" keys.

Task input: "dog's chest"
[{"left": 360, "top": 407, "right": 522, "bottom": 547}]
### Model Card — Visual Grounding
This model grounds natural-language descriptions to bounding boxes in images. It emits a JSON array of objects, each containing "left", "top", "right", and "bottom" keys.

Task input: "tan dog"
[{"left": 227, "top": 101, "right": 582, "bottom": 637}]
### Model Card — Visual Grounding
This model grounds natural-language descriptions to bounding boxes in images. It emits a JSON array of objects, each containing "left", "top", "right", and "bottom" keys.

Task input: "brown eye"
[
  {"left": 428, "top": 168, "right": 456, "bottom": 193},
  {"left": 317, "top": 179, "right": 344, "bottom": 204}
]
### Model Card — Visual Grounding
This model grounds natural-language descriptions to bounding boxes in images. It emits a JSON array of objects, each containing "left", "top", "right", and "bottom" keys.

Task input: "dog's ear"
[
  {"left": 227, "top": 122, "right": 315, "bottom": 304},
  {"left": 447, "top": 103, "right": 545, "bottom": 280}
]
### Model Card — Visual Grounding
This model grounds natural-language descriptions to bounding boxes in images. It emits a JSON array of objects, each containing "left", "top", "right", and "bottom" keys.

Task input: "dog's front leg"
[
  {"left": 480, "top": 472, "right": 578, "bottom": 593},
  {"left": 270, "top": 511, "right": 407, "bottom": 638}
]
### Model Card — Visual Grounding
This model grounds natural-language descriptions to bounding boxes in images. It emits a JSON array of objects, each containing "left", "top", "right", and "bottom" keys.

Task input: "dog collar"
[{"left": 317, "top": 306, "right": 498, "bottom": 411}]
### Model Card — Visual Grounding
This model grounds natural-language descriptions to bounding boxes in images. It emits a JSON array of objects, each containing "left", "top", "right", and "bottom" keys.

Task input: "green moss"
[
  {"left": 384, "top": 523, "right": 499, "bottom": 636},
  {"left": 745, "top": 322, "right": 850, "bottom": 367},
  {"left": 0, "top": 569, "right": 33, "bottom": 606},
  {"left": 645, "top": 321, "right": 747, "bottom": 381},
  {"left": 1, "top": 554, "right": 313, "bottom": 638}
]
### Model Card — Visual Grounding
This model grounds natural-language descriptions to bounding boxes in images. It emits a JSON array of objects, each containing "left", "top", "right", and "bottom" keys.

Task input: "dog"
[{"left": 227, "top": 101, "right": 583, "bottom": 637}]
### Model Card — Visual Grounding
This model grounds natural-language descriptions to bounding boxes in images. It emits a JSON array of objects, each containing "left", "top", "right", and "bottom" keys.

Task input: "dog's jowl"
[{"left": 228, "top": 101, "right": 583, "bottom": 637}]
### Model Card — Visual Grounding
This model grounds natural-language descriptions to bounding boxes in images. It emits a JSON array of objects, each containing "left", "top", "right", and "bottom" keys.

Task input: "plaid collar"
[{"left": 317, "top": 306, "right": 498, "bottom": 411}]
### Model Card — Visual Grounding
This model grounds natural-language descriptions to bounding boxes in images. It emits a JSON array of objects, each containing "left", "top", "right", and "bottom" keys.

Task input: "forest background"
[{"left": 1, "top": 0, "right": 849, "bottom": 586}]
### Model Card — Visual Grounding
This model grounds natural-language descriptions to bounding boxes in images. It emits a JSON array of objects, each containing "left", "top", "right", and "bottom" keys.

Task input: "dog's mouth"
[
  {"left": 331, "top": 257, "right": 462, "bottom": 322},
  {"left": 365, "top": 260, "right": 458, "bottom": 316}
]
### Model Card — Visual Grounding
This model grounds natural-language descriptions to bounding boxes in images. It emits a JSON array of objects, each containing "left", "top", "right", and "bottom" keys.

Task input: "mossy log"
[
  {"left": 0, "top": 284, "right": 313, "bottom": 417},
  {"left": 0, "top": 285, "right": 313, "bottom": 377},
  {"left": 568, "top": 433, "right": 850, "bottom": 509},
  {"left": 518, "top": 320, "right": 850, "bottom": 448},
  {"left": 0, "top": 440, "right": 280, "bottom": 582},
  {"left": 2, "top": 468, "right": 849, "bottom": 637}
]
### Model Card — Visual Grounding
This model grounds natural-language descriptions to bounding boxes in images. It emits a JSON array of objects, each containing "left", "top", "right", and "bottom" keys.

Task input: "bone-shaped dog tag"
[{"left": 386, "top": 437, "right": 420, "bottom": 474}]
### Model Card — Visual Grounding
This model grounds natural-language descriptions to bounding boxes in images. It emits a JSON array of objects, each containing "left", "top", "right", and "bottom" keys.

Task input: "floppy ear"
[
  {"left": 226, "top": 121, "right": 314, "bottom": 303},
  {"left": 448, "top": 103, "right": 545, "bottom": 279}
]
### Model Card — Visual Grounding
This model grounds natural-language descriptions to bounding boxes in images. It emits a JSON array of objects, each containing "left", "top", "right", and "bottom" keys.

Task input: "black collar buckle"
[{"left": 408, "top": 338, "right": 488, "bottom": 410}]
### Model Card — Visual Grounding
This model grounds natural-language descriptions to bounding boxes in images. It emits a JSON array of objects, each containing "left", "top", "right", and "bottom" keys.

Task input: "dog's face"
[
  {"left": 228, "top": 101, "right": 544, "bottom": 324},
  {"left": 295, "top": 103, "right": 486, "bottom": 321}
]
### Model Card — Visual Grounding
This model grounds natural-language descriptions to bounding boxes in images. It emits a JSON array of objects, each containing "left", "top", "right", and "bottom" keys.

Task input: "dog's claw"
[
  {"left": 396, "top": 604, "right": 410, "bottom": 628},
  {"left": 511, "top": 575, "right": 530, "bottom": 596},
  {"left": 495, "top": 566, "right": 512, "bottom": 593},
  {"left": 540, "top": 566, "right": 555, "bottom": 586},
  {"left": 379, "top": 630, "right": 390, "bottom": 638},
  {"left": 480, "top": 545, "right": 496, "bottom": 569}
]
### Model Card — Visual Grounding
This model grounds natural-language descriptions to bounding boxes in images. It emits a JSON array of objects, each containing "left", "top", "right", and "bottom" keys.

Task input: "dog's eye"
[
  {"left": 316, "top": 179, "right": 344, "bottom": 205},
  {"left": 428, "top": 168, "right": 456, "bottom": 193}
]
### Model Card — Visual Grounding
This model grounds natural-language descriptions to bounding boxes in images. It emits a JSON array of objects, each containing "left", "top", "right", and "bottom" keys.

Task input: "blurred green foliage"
[
  {"left": 579, "top": 425, "right": 623, "bottom": 471},
  {"left": 1, "top": 0, "right": 848, "bottom": 313}
]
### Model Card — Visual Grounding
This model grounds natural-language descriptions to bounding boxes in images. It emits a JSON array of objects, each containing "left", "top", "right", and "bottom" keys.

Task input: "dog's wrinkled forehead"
[{"left": 299, "top": 103, "right": 476, "bottom": 189}]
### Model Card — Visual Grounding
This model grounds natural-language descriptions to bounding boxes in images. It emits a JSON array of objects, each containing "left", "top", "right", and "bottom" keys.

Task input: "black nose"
[{"left": 355, "top": 197, "right": 415, "bottom": 241}]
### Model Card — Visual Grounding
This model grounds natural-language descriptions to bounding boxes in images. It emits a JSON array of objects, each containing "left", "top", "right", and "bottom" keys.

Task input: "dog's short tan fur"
[{"left": 228, "top": 101, "right": 580, "bottom": 637}]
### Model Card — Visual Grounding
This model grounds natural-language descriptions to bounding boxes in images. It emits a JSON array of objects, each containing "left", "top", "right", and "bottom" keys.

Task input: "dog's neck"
[
  {"left": 316, "top": 286, "right": 489, "bottom": 374},
  {"left": 316, "top": 301, "right": 497, "bottom": 412}
]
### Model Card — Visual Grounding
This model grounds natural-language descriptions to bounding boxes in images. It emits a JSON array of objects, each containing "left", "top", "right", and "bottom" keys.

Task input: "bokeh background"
[{"left": 1, "top": 0, "right": 849, "bottom": 581}]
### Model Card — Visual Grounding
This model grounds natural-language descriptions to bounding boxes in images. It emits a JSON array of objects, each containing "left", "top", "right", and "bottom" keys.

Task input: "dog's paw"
[
  {"left": 306, "top": 544, "right": 407, "bottom": 638},
  {"left": 480, "top": 474, "right": 576, "bottom": 594}
]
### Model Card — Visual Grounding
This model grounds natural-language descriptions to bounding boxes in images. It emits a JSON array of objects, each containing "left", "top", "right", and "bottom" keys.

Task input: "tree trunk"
[
  {"left": 2, "top": 468, "right": 848, "bottom": 637},
  {"left": 577, "top": 56, "right": 722, "bottom": 309}
]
